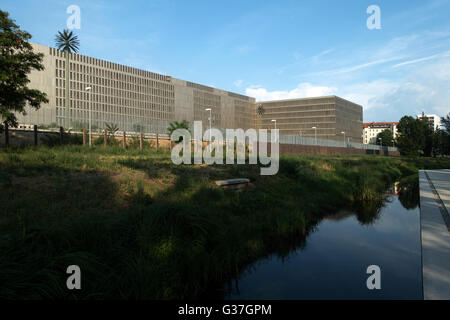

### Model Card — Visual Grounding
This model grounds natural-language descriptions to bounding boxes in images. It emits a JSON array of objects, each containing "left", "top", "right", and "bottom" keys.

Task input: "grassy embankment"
[{"left": 0, "top": 145, "right": 449, "bottom": 299}]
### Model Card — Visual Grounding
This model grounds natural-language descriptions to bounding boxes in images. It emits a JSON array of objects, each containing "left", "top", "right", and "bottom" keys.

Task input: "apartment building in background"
[
  {"left": 417, "top": 114, "right": 442, "bottom": 131},
  {"left": 17, "top": 42, "right": 362, "bottom": 142},
  {"left": 363, "top": 122, "right": 399, "bottom": 144}
]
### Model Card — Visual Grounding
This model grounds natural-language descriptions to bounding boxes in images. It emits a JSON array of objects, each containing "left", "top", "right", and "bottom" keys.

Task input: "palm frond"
[{"left": 55, "top": 29, "right": 80, "bottom": 53}]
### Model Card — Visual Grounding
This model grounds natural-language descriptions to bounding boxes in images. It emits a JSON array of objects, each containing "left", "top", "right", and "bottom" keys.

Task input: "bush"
[
  {"left": 93, "top": 135, "right": 119, "bottom": 146},
  {"left": 41, "top": 131, "right": 83, "bottom": 147}
]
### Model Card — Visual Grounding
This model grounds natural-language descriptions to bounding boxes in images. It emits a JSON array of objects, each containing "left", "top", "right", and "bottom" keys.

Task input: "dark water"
[{"left": 225, "top": 181, "right": 423, "bottom": 299}]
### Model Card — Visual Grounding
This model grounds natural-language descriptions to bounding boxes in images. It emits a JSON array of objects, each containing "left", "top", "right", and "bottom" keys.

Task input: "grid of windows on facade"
[
  {"left": 193, "top": 90, "right": 222, "bottom": 129},
  {"left": 335, "top": 99, "right": 363, "bottom": 141},
  {"left": 50, "top": 47, "right": 175, "bottom": 133},
  {"left": 234, "top": 100, "right": 255, "bottom": 130},
  {"left": 259, "top": 98, "right": 337, "bottom": 136}
]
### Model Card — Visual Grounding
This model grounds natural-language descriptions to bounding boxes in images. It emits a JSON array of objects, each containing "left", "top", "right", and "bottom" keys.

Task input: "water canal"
[{"left": 224, "top": 178, "right": 423, "bottom": 299}]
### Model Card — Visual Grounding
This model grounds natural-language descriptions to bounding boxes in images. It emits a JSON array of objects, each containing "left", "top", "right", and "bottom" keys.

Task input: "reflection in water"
[
  {"left": 223, "top": 178, "right": 422, "bottom": 300},
  {"left": 397, "top": 174, "right": 420, "bottom": 210}
]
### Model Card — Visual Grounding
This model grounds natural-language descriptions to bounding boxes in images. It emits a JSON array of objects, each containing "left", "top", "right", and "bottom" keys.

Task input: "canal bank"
[{"left": 419, "top": 169, "right": 450, "bottom": 300}]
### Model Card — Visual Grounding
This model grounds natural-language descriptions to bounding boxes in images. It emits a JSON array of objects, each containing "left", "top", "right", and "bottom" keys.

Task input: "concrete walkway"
[{"left": 419, "top": 170, "right": 450, "bottom": 300}]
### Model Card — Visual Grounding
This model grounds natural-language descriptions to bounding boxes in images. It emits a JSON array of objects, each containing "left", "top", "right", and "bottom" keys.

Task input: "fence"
[
  {"left": 279, "top": 134, "right": 399, "bottom": 153},
  {"left": 1, "top": 124, "right": 399, "bottom": 155},
  {"left": 0, "top": 124, "right": 172, "bottom": 149}
]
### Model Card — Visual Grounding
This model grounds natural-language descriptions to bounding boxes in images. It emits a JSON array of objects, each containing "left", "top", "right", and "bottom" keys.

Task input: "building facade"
[
  {"left": 17, "top": 42, "right": 362, "bottom": 142},
  {"left": 257, "top": 96, "right": 363, "bottom": 142},
  {"left": 17, "top": 43, "right": 255, "bottom": 134},
  {"left": 363, "top": 122, "right": 398, "bottom": 144},
  {"left": 417, "top": 114, "right": 442, "bottom": 131}
]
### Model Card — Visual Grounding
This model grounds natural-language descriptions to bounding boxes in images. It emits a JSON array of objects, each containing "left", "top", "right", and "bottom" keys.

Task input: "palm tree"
[
  {"left": 55, "top": 29, "right": 80, "bottom": 129},
  {"left": 257, "top": 104, "right": 265, "bottom": 129},
  {"left": 168, "top": 120, "right": 190, "bottom": 142},
  {"left": 105, "top": 123, "right": 119, "bottom": 136}
]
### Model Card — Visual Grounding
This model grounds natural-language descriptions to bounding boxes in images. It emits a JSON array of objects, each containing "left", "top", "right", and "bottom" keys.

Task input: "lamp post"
[
  {"left": 271, "top": 119, "right": 277, "bottom": 131},
  {"left": 312, "top": 126, "right": 317, "bottom": 145},
  {"left": 86, "top": 86, "right": 92, "bottom": 147},
  {"left": 205, "top": 108, "right": 212, "bottom": 142},
  {"left": 341, "top": 131, "right": 345, "bottom": 146}
]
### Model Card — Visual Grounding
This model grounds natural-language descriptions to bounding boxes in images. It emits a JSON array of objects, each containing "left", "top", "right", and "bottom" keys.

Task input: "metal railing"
[{"left": 279, "top": 134, "right": 398, "bottom": 152}]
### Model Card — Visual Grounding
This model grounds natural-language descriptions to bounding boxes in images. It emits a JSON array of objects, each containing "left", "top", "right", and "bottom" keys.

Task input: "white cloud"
[
  {"left": 304, "top": 57, "right": 403, "bottom": 77},
  {"left": 392, "top": 50, "right": 450, "bottom": 68},
  {"left": 341, "top": 80, "right": 399, "bottom": 111},
  {"left": 233, "top": 79, "right": 243, "bottom": 87},
  {"left": 245, "top": 82, "right": 338, "bottom": 102},
  {"left": 342, "top": 60, "right": 450, "bottom": 121}
]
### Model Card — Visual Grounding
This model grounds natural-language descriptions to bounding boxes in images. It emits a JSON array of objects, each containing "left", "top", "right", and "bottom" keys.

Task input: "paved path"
[{"left": 419, "top": 170, "right": 450, "bottom": 300}]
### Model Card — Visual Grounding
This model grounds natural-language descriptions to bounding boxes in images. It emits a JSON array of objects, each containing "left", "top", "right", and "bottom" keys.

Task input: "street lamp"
[
  {"left": 341, "top": 131, "right": 345, "bottom": 146},
  {"left": 271, "top": 119, "right": 277, "bottom": 130},
  {"left": 86, "top": 86, "right": 92, "bottom": 147},
  {"left": 205, "top": 108, "right": 212, "bottom": 142},
  {"left": 312, "top": 126, "right": 317, "bottom": 145}
]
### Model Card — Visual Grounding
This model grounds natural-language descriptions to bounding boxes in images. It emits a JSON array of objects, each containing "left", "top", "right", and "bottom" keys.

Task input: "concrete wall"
[{"left": 278, "top": 143, "right": 399, "bottom": 156}]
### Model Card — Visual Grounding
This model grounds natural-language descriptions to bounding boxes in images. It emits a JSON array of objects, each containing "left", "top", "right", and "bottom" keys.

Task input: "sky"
[{"left": 2, "top": 0, "right": 450, "bottom": 122}]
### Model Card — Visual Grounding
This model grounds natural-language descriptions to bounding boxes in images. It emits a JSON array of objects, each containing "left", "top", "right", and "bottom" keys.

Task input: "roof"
[{"left": 363, "top": 122, "right": 399, "bottom": 128}]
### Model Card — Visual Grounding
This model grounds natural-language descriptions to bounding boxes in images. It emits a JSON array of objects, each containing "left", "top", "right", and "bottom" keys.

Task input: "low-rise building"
[{"left": 363, "top": 122, "right": 398, "bottom": 144}]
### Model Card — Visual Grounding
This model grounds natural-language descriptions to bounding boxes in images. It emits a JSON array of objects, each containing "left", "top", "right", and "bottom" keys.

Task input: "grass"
[{"left": 0, "top": 145, "right": 449, "bottom": 299}]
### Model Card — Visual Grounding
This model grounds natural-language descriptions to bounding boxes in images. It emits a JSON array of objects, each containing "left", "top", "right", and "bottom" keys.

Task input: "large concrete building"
[
  {"left": 17, "top": 42, "right": 362, "bottom": 142},
  {"left": 257, "top": 96, "right": 363, "bottom": 142}
]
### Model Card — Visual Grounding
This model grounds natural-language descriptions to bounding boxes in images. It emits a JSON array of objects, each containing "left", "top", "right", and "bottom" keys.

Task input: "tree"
[
  {"left": 432, "top": 128, "right": 447, "bottom": 157},
  {"left": 438, "top": 113, "right": 450, "bottom": 155},
  {"left": 0, "top": 10, "right": 48, "bottom": 132},
  {"left": 396, "top": 116, "right": 424, "bottom": 156},
  {"left": 168, "top": 120, "right": 190, "bottom": 142},
  {"left": 55, "top": 29, "right": 80, "bottom": 129},
  {"left": 419, "top": 113, "right": 434, "bottom": 157},
  {"left": 105, "top": 123, "right": 119, "bottom": 136},
  {"left": 442, "top": 113, "right": 450, "bottom": 133},
  {"left": 376, "top": 129, "right": 394, "bottom": 147},
  {"left": 256, "top": 104, "right": 265, "bottom": 129}
]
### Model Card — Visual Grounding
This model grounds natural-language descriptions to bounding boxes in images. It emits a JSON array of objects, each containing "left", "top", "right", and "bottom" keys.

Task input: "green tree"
[
  {"left": 432, "top": 128, "right": 447, "bottom": 157},
  {"left": 0, "top": 10, "right": 48, "bottom": 132},
  {"left": 442, "top": 113, "right": 450, "bottom": 133},
  {"left": 55, "top": 29, "right": 80, "bottom": 129},
  {"left": 376, "top": 129, "right": 394, "bottom": 146},
  {"left": 105, "top": 122, "right": 119, "bottom": 136},
  {"left": 419, "top": 113, "right": 434, "bottom": 157},
  {"left": 257, "top": 104, "right": 265, "bottom": 129},
  {"left": 434, "top": 113, "right": 450, "bottom": 155},
  {"left": 396, "top": 116, "right": 428, "bottom": 156},
  {"left": 168, "top": 120, "right": 190, "bottom": 142}
]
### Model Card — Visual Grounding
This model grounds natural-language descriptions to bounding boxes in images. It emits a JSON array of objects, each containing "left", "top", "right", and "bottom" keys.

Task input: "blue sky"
[{"left": 2, "top": 0, "right": 450, "bottom": 122}]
